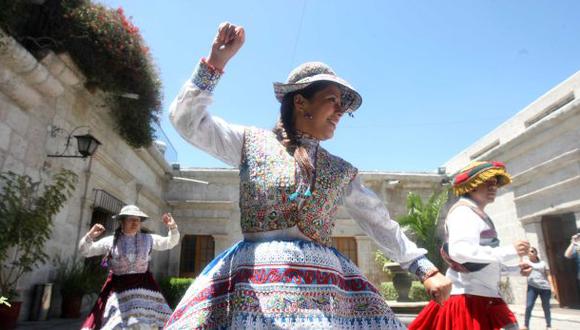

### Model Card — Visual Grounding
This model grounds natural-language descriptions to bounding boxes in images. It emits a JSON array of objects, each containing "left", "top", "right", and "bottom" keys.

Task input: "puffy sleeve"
[
  {"left": 151, "top": 227, "right": 180, "bottom": 251},
  {"left": 447, "top": 206, "right": 518, "bottom": 264},
  {"left": 343, "top": 176, "right": 438, "bottom": 280},
  {"left": 78, "top": 234, "right": 113, "bottom": 258},
  {"left": 169, "top": 59, "right": 245, "bottom": 167}
]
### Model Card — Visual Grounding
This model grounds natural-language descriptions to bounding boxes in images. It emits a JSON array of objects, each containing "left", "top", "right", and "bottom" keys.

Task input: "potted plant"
[
  {"left": 375, "top": 251, "right": 413, "bottom": 302},
  {"left": 397, "top": 190, "right": 449, "bottom": 272},
  {"left": 54, "top": 256, "right": 106, "bottom": 318},
  {"left": 374, "top": 190, "right": 449, "bottom": 305},
  {"left": 0, "top": 169, "right": 77, "bottom": 326}
]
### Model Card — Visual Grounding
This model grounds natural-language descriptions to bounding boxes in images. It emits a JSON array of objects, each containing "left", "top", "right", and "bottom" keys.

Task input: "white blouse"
[
  {"left": 446, "top": 197, "right": 519, "bottom": 297},
  {"left": 169, "top": 62, "right": 436, "bottom": 278},
  {"left": 78, "top": 228, "right": 180, "bottom": 275}
]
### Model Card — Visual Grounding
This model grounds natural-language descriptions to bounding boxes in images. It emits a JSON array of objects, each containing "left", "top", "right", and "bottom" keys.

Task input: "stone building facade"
[
  {"left": 444, "top": 71, "right": 580, "bottom": 307},
  {"left": 3, "top": 26, "right": 580, "bottom": 322},
  {"left": 0, "top": 30, "right": 174, "bottom": 319}
]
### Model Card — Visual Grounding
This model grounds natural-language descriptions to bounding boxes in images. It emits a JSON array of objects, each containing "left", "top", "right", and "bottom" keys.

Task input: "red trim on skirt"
[
  {"left": 80, "top": 271, "right": 163, "bottom": 330},
  {"left": 409, "top": 294, "right": 518, "bottom": 330}
]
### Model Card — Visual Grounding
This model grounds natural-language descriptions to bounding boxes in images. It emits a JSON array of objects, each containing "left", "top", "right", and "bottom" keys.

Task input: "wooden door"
[
  {"left": 332, "top": 237, "right": 358, "bottom": 265},
  {"left": 179, "top": 235, "right": 215, "bottom": 278},
  {"left": 542, "top": 213, "right": 580, "bottom": 308}
]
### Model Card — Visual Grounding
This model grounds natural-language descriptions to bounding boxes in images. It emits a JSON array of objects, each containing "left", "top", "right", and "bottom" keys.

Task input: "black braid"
[{"left": 273, "top": 81, "right": 333, "bottom": 180}]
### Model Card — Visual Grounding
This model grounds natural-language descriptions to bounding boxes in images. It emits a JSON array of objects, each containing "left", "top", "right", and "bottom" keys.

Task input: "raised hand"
[
  {"left": 207, "top": 21, "right": 245, "bottom": 71},
  {"left": 513, "top": 240, "right": 530, "bottom": 257},
  {"left": 88, "top": 224, "right": 105, "bottom": 239},
  {"left": 162, "top": 213, "right": 177, "bottom": 230}
]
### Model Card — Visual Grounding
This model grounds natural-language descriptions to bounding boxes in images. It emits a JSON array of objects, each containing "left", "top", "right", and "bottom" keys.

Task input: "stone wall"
[{"left": 0, "top": 29, "right": 172, "bottom": 319}]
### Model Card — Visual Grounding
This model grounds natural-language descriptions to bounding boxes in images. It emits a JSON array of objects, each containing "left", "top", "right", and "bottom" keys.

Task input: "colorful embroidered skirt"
[
  {"left": 165, "top": 240, "right": 404, "bottom": 329},
  {"left": 408, "top": 294, "right": 518, "bottom": 330},
  {"left": 81, "top": 271, "right": 172, "bottom": 330}
]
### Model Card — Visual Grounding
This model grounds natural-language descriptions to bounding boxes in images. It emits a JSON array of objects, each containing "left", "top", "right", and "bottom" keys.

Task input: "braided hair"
[{"left": 272, "top": 81, "right": 333, "bottom": 181}]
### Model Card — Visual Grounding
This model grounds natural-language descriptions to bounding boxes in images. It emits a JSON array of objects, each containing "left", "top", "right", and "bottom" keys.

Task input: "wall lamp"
[{"left": 47, "top": 125, "right": 101, "bottom": 158}]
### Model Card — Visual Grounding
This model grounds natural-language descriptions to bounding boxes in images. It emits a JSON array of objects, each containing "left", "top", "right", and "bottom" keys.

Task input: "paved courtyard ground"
[{"left": 14, "top": 303, "right": 580, "bottom": 329}]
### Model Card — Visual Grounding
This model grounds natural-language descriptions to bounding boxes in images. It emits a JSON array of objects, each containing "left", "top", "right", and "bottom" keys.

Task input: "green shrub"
[
  {"left": 159, "top": 277, "right": 193, "bottom": 308},
  {"left": 409, "top": 281, "right": 430, "bottom": 301},
  {"left": 380, "top": 282, "right": 398, "bottom": 300},
  {"left": 0, "top": 169, "right": 78, "bottom": 300},
  {"left": 379, "top": 281, "right": 430, "bottom": 302}
]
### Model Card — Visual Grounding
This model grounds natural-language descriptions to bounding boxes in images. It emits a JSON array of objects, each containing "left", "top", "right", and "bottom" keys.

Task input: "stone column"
[
  {"left": 354, "top": 236, "right": 373, "bottom": 280},
  {"left": 212, "top": 234, "right": 230, "bottom": 256}
]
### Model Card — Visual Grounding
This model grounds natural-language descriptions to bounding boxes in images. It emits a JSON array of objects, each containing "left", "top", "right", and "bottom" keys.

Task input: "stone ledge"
[
  {"left": 0, "top": 29, "right": 65, "bottom": 100},
  {"left": 0, "top": 64, "right": 43, "bottom": 108},
  {"left": 40, "top": 52, "right": 84, "bottom": 88},
  {"left": 511, "top": 148, "right": 580, "bottom": 186},
  {"left": 514, "top": 175, "right": 580, "bottom": 202},
  {"left": 519, "top": 199, "right": 580, "bottom": 224},
  {"left": 167, "top": 200, "right": 236, "bottom": 210}
]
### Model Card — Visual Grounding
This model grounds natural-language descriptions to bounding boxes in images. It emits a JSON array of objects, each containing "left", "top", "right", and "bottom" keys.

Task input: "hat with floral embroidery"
[
  {"left": 452, "top": 161, "right": 512, "bottom": 196},
  {"left": 273, "top": 62, "right": 362, "bottom": 113}
]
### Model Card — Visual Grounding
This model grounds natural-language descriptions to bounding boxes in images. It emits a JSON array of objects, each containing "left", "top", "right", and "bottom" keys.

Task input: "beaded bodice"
[{"left": 239, "top": 128, "right": 357, "bottom": 245}]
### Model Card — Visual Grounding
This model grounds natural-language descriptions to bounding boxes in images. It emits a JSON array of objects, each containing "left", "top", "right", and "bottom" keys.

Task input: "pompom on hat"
[
  {"left": 114, "top": 204, "right": 149, "bottom": 221},
  {"left": 452, "top": 161, "right": 512, "bottom": 196},
  {"left": 273, "top": 62, "right": 362, "bottom": 113}
]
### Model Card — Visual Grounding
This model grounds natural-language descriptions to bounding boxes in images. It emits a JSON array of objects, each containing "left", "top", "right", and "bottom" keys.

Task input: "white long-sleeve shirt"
[
  {"left": 168, "top": 61, "right": 437, "bottom": 279},
  {"left": 78, "top": 228, "right": 180, "bottom": 274},
  {"left": 446, "top": 197, "right": 519, "bottom": 297}
]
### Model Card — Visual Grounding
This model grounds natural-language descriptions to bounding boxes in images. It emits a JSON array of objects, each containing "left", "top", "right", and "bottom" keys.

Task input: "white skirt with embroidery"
[{"left": 165, "top": 240, "right": 405, "bottom": 330}]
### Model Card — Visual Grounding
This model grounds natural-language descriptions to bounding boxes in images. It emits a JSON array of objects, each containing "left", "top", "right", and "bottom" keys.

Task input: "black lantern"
[
  {"left": 74, "top": 134, "right": 101, "bottom": 157},
  {"left": 47, "top": 126, "right": 101, "bottom": 158}
]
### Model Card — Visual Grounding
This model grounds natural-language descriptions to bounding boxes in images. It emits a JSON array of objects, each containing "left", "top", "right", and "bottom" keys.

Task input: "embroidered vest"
[
  {"left": 440, "top": 199, "right": 500, "bottom": 273},
  {"left": 239, "top": 128, "right": 357, "bottom": 245},
  {"left": 108, "top": 233, "right": 153, "bottom": 275}
]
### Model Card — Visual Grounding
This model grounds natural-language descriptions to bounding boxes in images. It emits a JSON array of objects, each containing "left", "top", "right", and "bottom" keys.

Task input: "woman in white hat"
[
  {"left": 78, "top": 205, "right": 180, "bottom": 329},
  {"left": 165, "top": 22, "right": 451, "bottom": 329}
]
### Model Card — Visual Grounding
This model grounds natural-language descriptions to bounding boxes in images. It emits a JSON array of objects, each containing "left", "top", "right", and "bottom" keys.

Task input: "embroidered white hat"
[
  {"left": 116, "top": 205, "right": 149, "bottom": 221},
  {"left": 273, "top": 62, "right": 362, "bottom": 113}
]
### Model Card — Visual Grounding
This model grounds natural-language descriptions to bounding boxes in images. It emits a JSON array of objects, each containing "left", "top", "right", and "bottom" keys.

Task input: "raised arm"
[
  {"left": 152, "top": 213, "right": 180, "bottom": 250},
  {"left": 78, "top": 224, "right": 113, "bottom": 257},
  {"left": 169, "top": 22, "right": 246, "bottom": 167},
  {"left": 565, "top": 234, "right": 579, "bottom": 258}
]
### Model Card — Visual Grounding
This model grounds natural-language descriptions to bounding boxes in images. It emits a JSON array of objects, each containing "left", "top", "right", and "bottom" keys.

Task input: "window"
[
  {"left": 331, "top": 237, "right": 358, "bottom": 265},
  {"left": 180, "top": 235, "right": 215, "bottom": 277},
  {"left": 85, "top": 208, "right": 117, "bottom": 269}
]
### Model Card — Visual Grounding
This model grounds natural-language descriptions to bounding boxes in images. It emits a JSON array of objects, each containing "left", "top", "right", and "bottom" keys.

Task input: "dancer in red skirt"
[{"left": 410, "top": 161, "right": 532, "bottom": 330}]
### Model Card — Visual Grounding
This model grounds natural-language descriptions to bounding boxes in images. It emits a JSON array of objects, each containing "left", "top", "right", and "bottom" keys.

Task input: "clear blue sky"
[{"left": 100, "top": 0, "right": 580, "bottom": 172}]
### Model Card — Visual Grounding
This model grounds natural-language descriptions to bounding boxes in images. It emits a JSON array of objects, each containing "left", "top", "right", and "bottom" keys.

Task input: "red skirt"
[{"left": 409, "top": 294, "right": 518, "bottom": 330}]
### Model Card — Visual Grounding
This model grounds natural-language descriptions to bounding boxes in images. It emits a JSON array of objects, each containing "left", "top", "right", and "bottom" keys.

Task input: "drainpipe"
[{"left": 72, "top": 156, "right": 93, "bottom": 260}]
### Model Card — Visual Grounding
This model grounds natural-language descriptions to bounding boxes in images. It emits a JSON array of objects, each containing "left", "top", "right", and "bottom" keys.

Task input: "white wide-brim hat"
[
  {"left": 115, "top": 205, "right": 149, "bottom": 221},
  {"left": 273, "top": 62, "right": 362, "bottom": 113}
]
